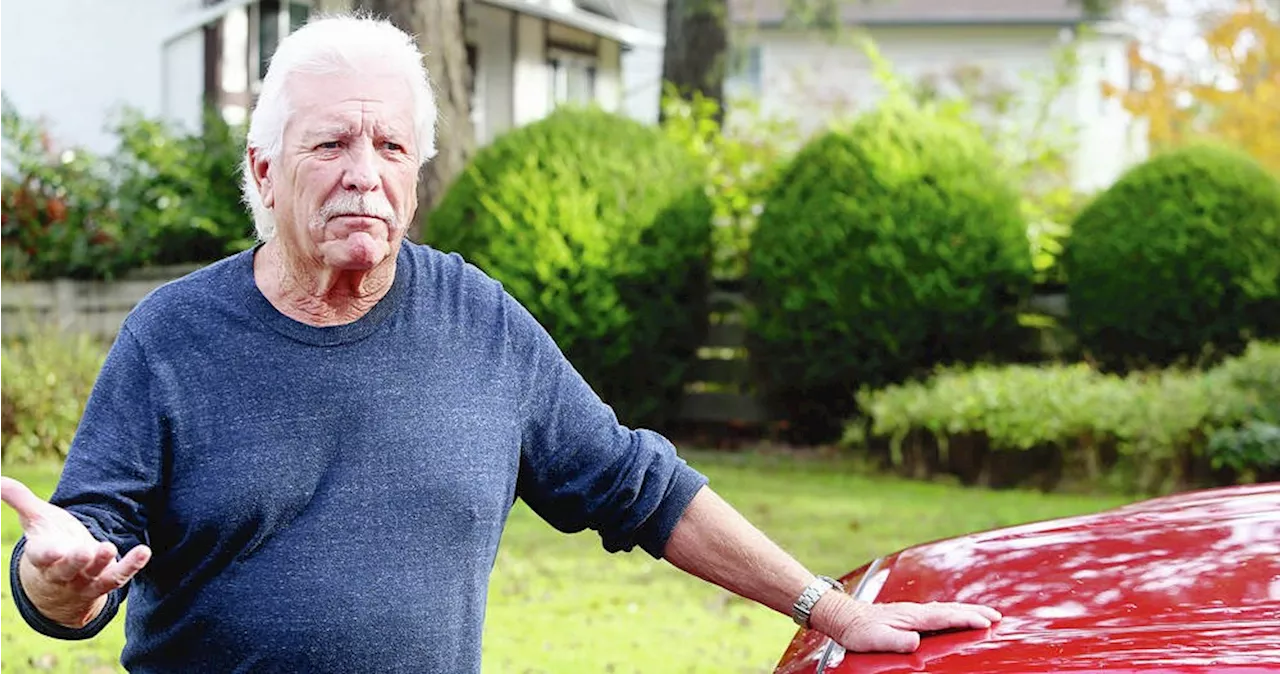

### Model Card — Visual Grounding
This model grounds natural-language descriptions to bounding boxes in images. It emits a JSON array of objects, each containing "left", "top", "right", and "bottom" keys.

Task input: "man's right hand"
[{"left": 0, "top": 476, "right": 151, "bottom": 628}]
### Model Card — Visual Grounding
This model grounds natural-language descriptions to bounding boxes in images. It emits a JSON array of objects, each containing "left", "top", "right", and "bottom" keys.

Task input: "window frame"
[{"left": 547, "top": 45, "right": 599, "bottom": 108}]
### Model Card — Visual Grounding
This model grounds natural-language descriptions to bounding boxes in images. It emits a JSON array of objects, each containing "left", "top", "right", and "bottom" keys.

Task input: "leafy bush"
[
  {"left": 660, "top": 85, "right": 800, "bottom": 279},
  {"left": 864, "top": 37, "right": 1087, "bottom": 285},
  {"left": 853, "top": 341, "right": 1280, "bottom": 493},
  {"left": 109, "top": 107, "right": 256, "bottom": 266},
  {"left": 1063, "top": 144, "right": 1280, "bottom": 370},
  {"left": 1201, "top": 341, "right": 1280, "bottom": 473},
  {"left": 2, "top": 98, "right": 254, "bottom": 281},
  {"left": 426, "top": 106, "right": 714, "bottom": 430},
  {"left": 746, "top": 101, "right": 1035, "bottom": 443},
  {"left": 1202, "top": 339, "right": 1280, "bottom": 426},
  {"left": 2, "top": 97, "right": 131, "bottom": 280},
  {"left": 1207, "top": 422, "right": 1280, "bottom": 475},
  {"left": 1, "top": 328, "right": 108, "bottom": 464}
]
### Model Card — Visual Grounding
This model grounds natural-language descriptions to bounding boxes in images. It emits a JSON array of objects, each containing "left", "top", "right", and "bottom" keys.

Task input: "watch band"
[{"left": 791, "top": 575, "right": 844, "bottom": 628}]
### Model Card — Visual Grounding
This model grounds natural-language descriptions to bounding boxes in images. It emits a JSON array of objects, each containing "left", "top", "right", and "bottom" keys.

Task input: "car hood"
[{"left": 776, "top": 483, "right": 1280, "bottom": 674}]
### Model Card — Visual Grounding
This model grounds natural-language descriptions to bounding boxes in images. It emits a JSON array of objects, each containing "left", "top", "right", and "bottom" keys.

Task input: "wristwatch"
[{"left": 791, "top": 575, "right": 844, "bottom": 629}]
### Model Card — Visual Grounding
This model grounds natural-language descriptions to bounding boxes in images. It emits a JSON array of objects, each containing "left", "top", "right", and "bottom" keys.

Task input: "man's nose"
[{"left": 342, "top": 143, "right": 380, "bottom": 192}]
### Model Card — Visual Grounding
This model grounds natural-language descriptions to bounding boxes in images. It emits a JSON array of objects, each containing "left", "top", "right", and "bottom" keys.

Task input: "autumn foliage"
[{"left": 1105, "top": 0, "right": 1280, "bottom": 174}]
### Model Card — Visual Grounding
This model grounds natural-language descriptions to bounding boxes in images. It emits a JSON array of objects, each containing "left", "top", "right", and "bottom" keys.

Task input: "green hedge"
[
  {"left": 1, "top": 97, "right": 254, "bottom": 281},
  {"left": 426, "top": 106, "right": 714, "bottom": 430},
  {"left": 746, "top": 103, "right": 1034, "bottom": 443},
  {"left": 852, "top": 341, "right": 1280, "bottom": 493},
  {"left": 1063, "top": 144, "right": 1280, "bottom": 370}
]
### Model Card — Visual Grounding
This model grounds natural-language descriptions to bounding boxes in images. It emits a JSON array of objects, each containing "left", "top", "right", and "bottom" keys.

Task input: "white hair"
[{"left": 239, "top": 12, "right": 439, "bottom": 241}]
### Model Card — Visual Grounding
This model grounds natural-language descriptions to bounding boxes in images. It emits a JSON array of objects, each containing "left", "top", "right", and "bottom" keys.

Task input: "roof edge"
[{"left": 732, "top": 17, "right": 1101, "bottom": 29}]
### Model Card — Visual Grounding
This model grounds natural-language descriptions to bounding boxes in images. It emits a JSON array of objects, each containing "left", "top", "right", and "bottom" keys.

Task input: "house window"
[
  {"left": 255, "top": 0, "right": 312, "bottom": 84},
  {"left": 205, "top": 0, "right": 312, "bottom": 126},
  {"left": 548, "top": 48, "right": 598, "bottom": 108}
]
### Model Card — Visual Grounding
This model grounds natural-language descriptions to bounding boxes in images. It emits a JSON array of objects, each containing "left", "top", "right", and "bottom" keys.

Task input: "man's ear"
[{"left": 248, "top": 147, "right": 275, "bottom": 209}]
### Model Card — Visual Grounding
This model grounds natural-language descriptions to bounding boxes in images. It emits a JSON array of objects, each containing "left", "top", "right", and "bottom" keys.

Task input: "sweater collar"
[{"left": 235, "top": 243, "right": 411, "bottom": 346}]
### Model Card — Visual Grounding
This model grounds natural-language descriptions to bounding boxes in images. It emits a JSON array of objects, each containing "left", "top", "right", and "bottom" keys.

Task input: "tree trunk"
[
  {"left": 660, "top": 0, "right": 729, "bottom": 125},
  {"left": 355, "top": 0, "right": 475, "bottom": 241}
]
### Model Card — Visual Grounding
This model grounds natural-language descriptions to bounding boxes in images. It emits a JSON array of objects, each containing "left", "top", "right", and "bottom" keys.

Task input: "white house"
[
  {"left": 0, "top": 0, "right": 664, "bottom": 155},
  {"left": 724, "top": 0, "right": 1149, "bottom": 192},
  {"left": 617, "top": 0, "right": 667, "bottom": 123}
]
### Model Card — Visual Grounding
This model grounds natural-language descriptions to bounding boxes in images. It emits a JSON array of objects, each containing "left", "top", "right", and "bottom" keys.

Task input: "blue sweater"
[{"left": 10, "top": 243, "right": 709, "bottom": 672}]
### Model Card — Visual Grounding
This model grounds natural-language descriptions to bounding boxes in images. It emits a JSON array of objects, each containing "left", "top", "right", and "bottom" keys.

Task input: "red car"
[{"left": 774, "top": 483, "right": 1280, "bottom": 673}]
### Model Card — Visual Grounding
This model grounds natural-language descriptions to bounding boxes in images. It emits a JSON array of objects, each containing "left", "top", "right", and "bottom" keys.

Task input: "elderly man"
[{"left": 1, "top": 13, "right": 999, "bottom": 673}]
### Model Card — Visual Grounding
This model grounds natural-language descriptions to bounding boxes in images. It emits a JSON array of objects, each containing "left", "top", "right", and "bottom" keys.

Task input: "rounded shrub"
[
  {"left": 425, "top": 106, "right": 714, "bottom": 430},
  {"left": 1063, "top": 144, "right": 1280, "bottom": 370},
  {"left": 746, "top": 104, "right": 1034, "bottom": 443}
]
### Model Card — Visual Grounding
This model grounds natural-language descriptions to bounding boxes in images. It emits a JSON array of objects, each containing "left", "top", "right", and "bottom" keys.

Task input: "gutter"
[
  {"left": 732, "top": 17, "right": 1101, "bottom": 29},
  {"left": 162, "top": 0, "right": 258, "bottom": 47},
  {"left": 476, "top": 0, "right": 664, "bottom": 48}
]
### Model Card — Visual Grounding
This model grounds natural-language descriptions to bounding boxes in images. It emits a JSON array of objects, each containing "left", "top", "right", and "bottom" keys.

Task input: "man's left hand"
[{"left": 814, "top": 594, "right": 1003, "bottom": 654}]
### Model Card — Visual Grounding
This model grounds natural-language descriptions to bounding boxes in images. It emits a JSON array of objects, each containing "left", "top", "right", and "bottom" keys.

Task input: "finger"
[
  {"left": 850, "top": 622, "right": 920, "bottom": 654},
  {"left": 79, "top": 541, "right": 118, "bottom": 580},
  {"left": 0, "top": 476, "right": 47, "bottom": 527},
  {"left": 937, "top": 602, "right": 1002, "bottom": 623},
  {"left": 44, "top": 544, "right": 97, "bottom": 583},
  {"left": 88, "top": 545, "right": 151, "bottom": 595},
  {"left": 934, "top": 602, "right": 1002, "bottom": 627},
  {"left": 903, "top": 604, "right": 992, "bottom": 632},
  {"left": 974, "top": 605, "right": 1003, "bottom": 622}
]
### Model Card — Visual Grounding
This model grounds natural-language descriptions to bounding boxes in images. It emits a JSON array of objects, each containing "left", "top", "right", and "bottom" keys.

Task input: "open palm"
[{"left": 0, "top": 476, "right": 151, "bottom": 627}]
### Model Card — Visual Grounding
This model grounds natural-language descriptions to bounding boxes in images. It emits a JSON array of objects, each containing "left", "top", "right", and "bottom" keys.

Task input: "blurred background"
[{"left": 1, "top": 0, "right": 1278, "bottom": 672}]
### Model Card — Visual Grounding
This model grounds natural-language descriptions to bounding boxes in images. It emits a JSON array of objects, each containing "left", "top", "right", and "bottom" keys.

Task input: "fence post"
[{"left": 52, "top": 278, "right": 78, "bottom": 333}]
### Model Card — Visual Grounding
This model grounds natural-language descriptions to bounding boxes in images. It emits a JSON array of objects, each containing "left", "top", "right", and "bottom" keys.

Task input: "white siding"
[
  {"left": 596, "top": 39, "right": 622, "bottom": 112},
  {"left": 1, "top": 0, "right": 190, "bottom": 154},
  {"left": 749, "top": 25, "right": 1068, "bottom": 130},
  {"left": 512, "top": 13, "right": 549, "bottom": 125},
  {"left": 470, "top": 4, "right": 516, "bottom": 145},
  {"left": 738, "top": 24, "right": 1147, "bottom": 191},
  {"left": 1071, "top": 29, "right": 1147, "bottom": 191},
  {"left": 163, "top": 30, "right": 208, "bottom": 136},
  {"left": 3, "top": 0, "right": 661, "bottom": 160},
  {"left": 315, "top": 0, "right": 351, "bottom": 12},
  {"left": 619, "top": 0, "right": 666, "bottom": 122}
]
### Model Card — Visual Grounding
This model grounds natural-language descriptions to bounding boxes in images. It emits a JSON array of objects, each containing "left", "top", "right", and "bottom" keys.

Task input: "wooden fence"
[
  {"left": 1, "top": 266, "right": 201, "bottom": 339},
  {"left": 1, "top": 272, "right": 1067, "bottom": 427}
]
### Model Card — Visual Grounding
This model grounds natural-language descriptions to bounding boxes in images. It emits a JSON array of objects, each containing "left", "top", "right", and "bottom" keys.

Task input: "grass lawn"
[{"left": 1, "top": 449, "right": 1131, "bottom": 673}]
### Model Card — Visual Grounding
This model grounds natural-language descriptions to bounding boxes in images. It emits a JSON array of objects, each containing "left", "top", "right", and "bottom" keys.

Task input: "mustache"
[{"left": 315, "top": 194, "right": 398, "bottom": 227}]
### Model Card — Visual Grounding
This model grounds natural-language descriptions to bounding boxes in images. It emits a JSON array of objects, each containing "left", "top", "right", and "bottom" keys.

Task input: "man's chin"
[{"left": 321, "top": 234, "right": 393, "bottom": 270}]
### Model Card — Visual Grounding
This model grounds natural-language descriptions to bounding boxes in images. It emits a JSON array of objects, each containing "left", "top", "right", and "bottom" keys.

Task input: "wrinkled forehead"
[{"left": 282, "top": 67, "right": 416, "bottom": 141}]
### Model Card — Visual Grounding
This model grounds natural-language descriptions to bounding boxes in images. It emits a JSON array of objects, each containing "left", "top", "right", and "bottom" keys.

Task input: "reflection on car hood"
[{"left": 776, "top": 483, "right": 1280, "bottom": 674}]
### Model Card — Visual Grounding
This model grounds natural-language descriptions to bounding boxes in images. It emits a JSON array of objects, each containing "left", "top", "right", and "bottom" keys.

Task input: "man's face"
[{"left": 255, "top": 66, "right": 420, "bottom": 271}]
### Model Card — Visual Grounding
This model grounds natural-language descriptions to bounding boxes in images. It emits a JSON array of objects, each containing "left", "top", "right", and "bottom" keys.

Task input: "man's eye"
[
  {"left": 317, "top": 141, "right": 341, "bottom": 150},
  {"left": 383, "top": 141, "right": 405, "bottom": 152}
]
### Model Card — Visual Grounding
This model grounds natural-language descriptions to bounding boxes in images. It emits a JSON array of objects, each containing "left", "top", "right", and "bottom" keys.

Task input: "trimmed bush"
[
  {"left": 1202, "top": 340, "right": 1280, "bottom": 474},
  {"left": 1063, "top": 144, "right": 1280, "bottom": 370},
  {"left": 746, "top": 104, "right": 1034, "bottom": 443},
  {"left": 425, "top": 106, "right": 714, "bottom": 430},
  {"left": 853, "top": 341, "right": 1280, "bottom": 493}
]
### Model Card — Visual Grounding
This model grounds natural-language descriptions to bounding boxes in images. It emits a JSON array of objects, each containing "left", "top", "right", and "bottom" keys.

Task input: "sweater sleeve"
[
  {"left": 10, "top": 324, "right": 165, "bottom": 639},
  {"left": 503, "top": 289, "right": 709, "bottom": 559}
]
